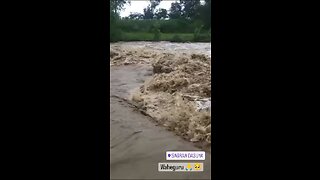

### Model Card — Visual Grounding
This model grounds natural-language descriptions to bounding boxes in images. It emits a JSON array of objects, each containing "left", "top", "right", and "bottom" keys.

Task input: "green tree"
[
  {"left": 155, "top": 8, "right": 168, "bottom": 19},
  {"left": 128, "top": 12, "right": 144, "bottom": 20},
  {"left": 110, "top": 0, "right": 130, "bottom": 42},
  {"left": 151, "top": 22, "right": 161, "bottom": 40},
  {"left": 180, "top": 0, "right": 201, "bottom": 19},
  {"left": 143, "top": 0, "right": 162, "bottom": 19},
  {"left": 110, "top": 0, "right": 128, "bottom": 14},
  {"left": 143, "top": 5, "right": 154, "bottom": 19},
  {"left": 196, "top": 0, "right": 211, "bottom": 29},
  {"left": 169, "top": 2, "right": 183, "bottom": 19},
  {"left": 150, "top": 0, "right": 161, "bottom": 9}
]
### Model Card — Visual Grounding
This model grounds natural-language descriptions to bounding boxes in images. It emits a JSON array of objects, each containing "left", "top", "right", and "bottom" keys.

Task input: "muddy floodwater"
[
  {"left": 110, "top": 42, "right": 211, "bottom": 179},
  {"left": 111, "top": 41, "right": 211, "bottom": 57}
]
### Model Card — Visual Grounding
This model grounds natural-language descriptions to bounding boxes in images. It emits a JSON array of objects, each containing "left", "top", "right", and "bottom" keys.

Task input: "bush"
[
  {"left": 121, "top": 32, "right": 154, "bottom": 41},
  {"left": 153, "top": 29, "right": 161, "bottom": 41},
  {"left": 117, "top": 19, "right": 197, "bottom": 34},
  {"left": 171, "top": 35, "right": 183, "bottom": 42},
  {"left": 110, "top": 26, "right": 124, "bottom": 42},
  {"left": 193, "top": 25, "right": 204, "bottom": 41},
  {"left": 110, "top": 12, "right": 124, "bottom": 42},
  {"left": 195, "top": 34, "right": 210, "bottom": 42}
]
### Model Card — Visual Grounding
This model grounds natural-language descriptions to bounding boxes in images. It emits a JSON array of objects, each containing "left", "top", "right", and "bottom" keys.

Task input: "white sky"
[
  {"left": 120, "top": 0, "right": 175, "bottom": 17},
  {"left": 120, "top": 0, "right": 205, "bottom": 18}
]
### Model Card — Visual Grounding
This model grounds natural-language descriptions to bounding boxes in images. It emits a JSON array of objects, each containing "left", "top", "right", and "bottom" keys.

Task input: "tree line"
[{"left": 110, "top": 0, "right": 211, "bottom": 42}]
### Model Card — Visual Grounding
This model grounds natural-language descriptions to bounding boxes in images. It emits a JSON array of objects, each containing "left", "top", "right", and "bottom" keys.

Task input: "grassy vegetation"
[
  {"left": 115, "top": 19, "right": 211, "bottom": 42},
  {"left": 118, "top": 32, "right": 210, "bottom": 42},
  {"left": 110, "top": 13, "right": 211, "bottom": 42},
  {"left": 110, "top": 1, "right": 211, "bottom": 42},
  {"left": 118, "top": 19, "right": 197, "bottom": 34}
]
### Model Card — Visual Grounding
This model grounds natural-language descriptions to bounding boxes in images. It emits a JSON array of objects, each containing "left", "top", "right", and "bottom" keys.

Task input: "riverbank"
[{"left": 113, "top": 32, "right": 211, "bottom": 42}]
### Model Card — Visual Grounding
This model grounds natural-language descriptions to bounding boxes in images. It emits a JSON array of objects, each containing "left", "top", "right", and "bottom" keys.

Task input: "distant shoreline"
[{"left": 111, "top": 32, "right": 211, "bottom": 43}]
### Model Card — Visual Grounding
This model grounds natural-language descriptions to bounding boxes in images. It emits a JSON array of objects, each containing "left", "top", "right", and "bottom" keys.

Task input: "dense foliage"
[{"left": 110, "top": 0, "right": 211, "bottom": 42}]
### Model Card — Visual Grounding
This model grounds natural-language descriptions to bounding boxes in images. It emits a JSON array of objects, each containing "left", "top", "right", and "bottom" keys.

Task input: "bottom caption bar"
[{"left": 158, "top": 162, "right": 204, "bottom": 172}]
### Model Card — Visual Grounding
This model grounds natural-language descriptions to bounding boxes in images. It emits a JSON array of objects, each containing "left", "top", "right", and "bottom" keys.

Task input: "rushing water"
[
  {"left": 111, "top": 41, "right": 211, "bottom": 57},
  {"left": 110, "top": 42, "right": 211, "bottom": 179}
]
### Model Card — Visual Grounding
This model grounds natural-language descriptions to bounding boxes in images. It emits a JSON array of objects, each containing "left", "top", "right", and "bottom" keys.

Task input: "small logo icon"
[
  {"left": 186, "top": 163, "right": 192, "bottom": 171},
  {"left": 194, "top": 163, "right": 201, "bottom": 170}
]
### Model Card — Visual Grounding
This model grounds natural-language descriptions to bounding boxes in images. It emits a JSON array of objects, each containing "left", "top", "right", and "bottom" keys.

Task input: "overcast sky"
[
  {"left": 120, "top": 0, "right": 205, "bottom": 18},
  {"left": 120, "top": 0, "right": 175, "bottom": 17}
]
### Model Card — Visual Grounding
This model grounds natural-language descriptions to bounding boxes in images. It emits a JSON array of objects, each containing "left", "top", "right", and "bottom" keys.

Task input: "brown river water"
[{"left": 110, "top": 42, "right": 211, "bottom": 179}]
